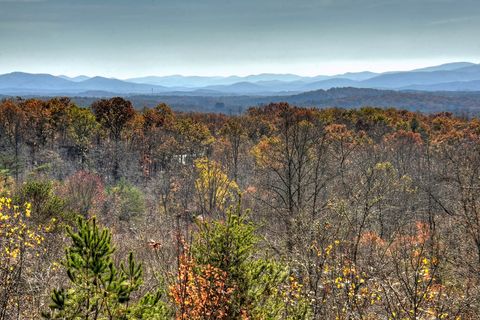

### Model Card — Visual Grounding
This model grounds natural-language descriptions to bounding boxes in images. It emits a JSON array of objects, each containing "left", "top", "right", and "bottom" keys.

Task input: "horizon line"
[{"left": 1, "top": 60, "right": 478, "bottom": 80}]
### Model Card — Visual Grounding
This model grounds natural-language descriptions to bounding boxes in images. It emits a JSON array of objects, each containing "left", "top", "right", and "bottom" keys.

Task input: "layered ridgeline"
[
  {"left": 2, "top": 62, "right": 480, "bottom": 96},
  {"left": 68, "top": 88, "right": 480, "bottom": 115}
]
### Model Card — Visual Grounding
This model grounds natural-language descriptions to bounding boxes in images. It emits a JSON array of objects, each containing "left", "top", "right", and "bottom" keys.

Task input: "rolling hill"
[{"left": 1, "top": 62, "right": 480, "bottom": 96}]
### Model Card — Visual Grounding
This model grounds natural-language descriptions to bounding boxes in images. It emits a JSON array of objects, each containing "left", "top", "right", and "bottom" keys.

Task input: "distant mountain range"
[
  {"left": 0, "top": 73, "right": 170, "bottom": 95},
  {"left": 1, "top": 62, "right": 480, "bottom": 96}
]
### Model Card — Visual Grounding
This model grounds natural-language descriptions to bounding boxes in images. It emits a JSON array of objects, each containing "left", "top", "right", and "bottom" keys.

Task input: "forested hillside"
[
  {"left": 44, "top": 87, "right": 480, "bottom": 114},
  {"left": 2, "top": 97, "right": 480, "bottom": 319}
]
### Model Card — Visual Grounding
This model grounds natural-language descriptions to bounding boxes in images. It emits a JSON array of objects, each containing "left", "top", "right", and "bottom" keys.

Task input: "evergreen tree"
[
  {"left": 43, "top": 217, "right": 170, "bottom": 319},
  {"left": 189, "top": 201, "right": 311, "bottom": 319}
]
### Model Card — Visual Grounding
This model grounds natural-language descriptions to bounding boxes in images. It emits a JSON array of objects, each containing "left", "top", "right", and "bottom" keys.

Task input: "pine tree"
[
  {"left": 187, "top": 201, "right": 311, "bottom": 319},
  {"left": 43, "top": 217, "right": 170, "bottom": 319}
]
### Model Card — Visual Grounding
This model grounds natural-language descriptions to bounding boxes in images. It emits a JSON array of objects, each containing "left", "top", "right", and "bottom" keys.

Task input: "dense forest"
[
  {"left": 2, "top": 96, "right": 480, "bottom": 319},
  {"left": 7, "top": 87, "right": 480, "bottom": 115}
]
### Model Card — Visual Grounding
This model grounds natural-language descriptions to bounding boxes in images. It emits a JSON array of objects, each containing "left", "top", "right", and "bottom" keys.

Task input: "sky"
[{"left": 0, "top": 0, "right": 479, "bottom": 78}]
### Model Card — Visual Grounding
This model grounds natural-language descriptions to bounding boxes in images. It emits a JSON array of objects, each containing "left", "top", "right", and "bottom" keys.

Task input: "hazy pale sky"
[{"left": 0, "top": 0, "right": 479, "bottom": 77}]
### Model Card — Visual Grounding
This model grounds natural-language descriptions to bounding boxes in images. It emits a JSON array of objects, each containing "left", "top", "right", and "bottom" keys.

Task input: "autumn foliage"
[
  {"left": 170, "top": 244, "right": 234, "bottom": 320},
  {"left": 2, "top": 98, "right": 480, "bottom": 318}
]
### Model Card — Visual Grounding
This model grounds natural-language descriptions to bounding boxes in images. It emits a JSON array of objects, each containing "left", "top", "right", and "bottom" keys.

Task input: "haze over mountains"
[{"left": 1, "top": 62, "right": 480, "bottom": 96}]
